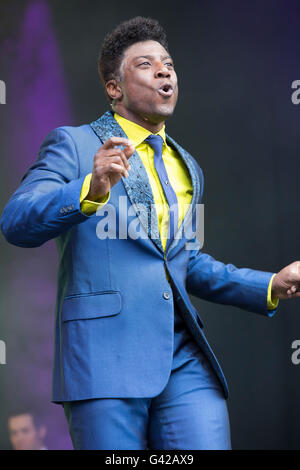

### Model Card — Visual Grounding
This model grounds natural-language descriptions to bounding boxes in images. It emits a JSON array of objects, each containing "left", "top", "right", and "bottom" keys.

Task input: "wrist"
[
  {"left": 86, "top": 191, "right": 108, "bottom": 202},
  {"left": 271, "top": 273, "right": 279, "bottom": 300}
]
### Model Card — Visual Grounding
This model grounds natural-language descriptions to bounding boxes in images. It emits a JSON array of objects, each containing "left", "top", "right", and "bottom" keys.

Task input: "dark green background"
[{"left": 1, "top": 0, "right": 300, "bottom": 449}]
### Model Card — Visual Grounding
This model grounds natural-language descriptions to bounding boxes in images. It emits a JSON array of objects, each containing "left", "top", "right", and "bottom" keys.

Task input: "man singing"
[{"left": 1, "top": 16, "right": 300, "bottom": 450}]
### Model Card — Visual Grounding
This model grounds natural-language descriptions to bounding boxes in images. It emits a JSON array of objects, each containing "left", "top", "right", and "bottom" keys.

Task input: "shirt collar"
[{"left": 114, "top": 112, "right": 167, "bottom": 147}]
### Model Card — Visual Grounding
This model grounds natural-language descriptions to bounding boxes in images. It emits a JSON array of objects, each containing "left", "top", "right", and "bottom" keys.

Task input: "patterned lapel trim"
[
  {"left": 90, "top": 111, "right": 163, "bottom": 253},
  {"left": 165, "top": 134, "right": 201, "bottom": 255}
]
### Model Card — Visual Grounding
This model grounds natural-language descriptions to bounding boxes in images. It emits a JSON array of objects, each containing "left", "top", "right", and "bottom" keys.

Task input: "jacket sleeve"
[
  {"left": 0, "top": 127, "right": 92, "bottom": 248},
  {"left": 185, "top": 158, "right": 278, "bottom": 317},
  {"left": 186, "top": 249, "right": 277, "bottom": 317}
]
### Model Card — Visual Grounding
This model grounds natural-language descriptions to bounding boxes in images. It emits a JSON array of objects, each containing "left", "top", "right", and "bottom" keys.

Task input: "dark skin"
[{"left": 87, "top": 39, "right": 300, "bottom": 302}]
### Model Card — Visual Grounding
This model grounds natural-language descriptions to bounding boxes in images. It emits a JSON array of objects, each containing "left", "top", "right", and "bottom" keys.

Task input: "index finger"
[{"left": 102, "top": 136, "right": 135, "bottom": 150}]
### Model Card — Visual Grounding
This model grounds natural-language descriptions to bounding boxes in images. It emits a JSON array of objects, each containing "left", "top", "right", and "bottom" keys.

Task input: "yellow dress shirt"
[{"left": 79, "top": 112, "right": 279, "bottom": 310}]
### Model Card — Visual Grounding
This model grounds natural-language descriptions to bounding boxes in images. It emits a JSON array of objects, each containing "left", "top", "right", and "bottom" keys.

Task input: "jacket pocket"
[{"left": 61, "top": 291, "right": 122, "bottom": 322}]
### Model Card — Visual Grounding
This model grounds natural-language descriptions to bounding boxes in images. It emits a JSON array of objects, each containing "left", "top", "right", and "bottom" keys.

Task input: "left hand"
[{"left": 272, "top": 261, "right": 300, "bottom": 300}]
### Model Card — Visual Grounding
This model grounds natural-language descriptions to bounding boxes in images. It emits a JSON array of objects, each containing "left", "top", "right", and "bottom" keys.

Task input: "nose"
[{"left": 154, "top": 63, "right": 171, "bottom": 79}]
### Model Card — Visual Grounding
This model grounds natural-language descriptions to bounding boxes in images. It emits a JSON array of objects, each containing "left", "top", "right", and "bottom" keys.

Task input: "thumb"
[{"left": 123, "top": 142, "right": 135, "bottom": 159}]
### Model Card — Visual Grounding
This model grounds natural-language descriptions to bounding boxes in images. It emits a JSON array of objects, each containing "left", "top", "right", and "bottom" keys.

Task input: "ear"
[{"left": 106, "top": 79, "right": 123, "bottom": 102}]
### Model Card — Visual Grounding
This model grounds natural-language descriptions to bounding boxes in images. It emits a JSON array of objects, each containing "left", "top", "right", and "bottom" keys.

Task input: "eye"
[{"left": 139, "top": 61, "right": 151, "bottom": 66}]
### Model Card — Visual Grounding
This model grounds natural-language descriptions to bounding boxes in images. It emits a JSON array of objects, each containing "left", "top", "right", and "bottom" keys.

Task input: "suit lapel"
[
  {"left": 90, "top": 111, "right": 163, "bottom": 253},
  {"left": 90, "top": 111, "right": 201, "bottom": 257},
  {"left": 165, "top": 134, "right": 201, "bottom": 256}
]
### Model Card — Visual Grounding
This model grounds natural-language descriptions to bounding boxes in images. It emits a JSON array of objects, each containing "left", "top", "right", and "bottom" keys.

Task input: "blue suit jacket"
[{"left": 0, "top": 110, "right": 277, "bottom": 402}]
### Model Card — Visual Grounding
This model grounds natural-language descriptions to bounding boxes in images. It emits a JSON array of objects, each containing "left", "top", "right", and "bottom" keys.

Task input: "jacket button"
[{"left": 163, "top": 291, "right": 171, "bottom": 300}]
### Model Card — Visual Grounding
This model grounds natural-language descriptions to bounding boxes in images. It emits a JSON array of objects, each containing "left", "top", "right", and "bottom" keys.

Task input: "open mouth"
[{"left": 157, "top": 84, "right": 174, "bottom": 97}]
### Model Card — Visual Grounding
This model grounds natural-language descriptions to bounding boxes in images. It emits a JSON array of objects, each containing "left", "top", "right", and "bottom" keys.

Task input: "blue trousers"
[{"left": 63, "top": 302, "right": 231, "bottom": 450}]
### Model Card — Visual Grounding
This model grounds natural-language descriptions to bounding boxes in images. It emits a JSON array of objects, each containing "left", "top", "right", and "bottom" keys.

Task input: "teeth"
[{"left": 158, "top": 85, "right": 173, "bottom": 95}]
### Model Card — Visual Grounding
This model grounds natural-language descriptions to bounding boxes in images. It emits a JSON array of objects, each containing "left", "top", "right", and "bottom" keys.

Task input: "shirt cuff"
[
  {"left": 267, "top": 273, "right": 279, "bottom": 310},
  {"left": 80, "top": 173, "right": 110, "bottom": 216}
]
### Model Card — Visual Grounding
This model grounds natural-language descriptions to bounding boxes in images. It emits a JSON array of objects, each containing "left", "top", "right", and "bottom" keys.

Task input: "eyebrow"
[{"left": 134, "top": 55, "right": 173, "bottom": 61}]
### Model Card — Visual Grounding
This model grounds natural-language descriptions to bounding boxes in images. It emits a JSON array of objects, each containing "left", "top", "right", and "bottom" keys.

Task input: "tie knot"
[{"left": 145, "top": 134, "right": 164, "bottom": 154}]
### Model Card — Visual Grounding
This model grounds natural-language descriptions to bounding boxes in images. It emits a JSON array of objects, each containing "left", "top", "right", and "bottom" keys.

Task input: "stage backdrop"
[{"left": 0, "top": 0, "right": 300, "bottom": 450}]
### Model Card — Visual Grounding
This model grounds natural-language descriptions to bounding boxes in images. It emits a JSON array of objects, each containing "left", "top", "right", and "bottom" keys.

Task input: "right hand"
[{"left": 87, "top": 137, "right": 135, "bottom": 201}]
